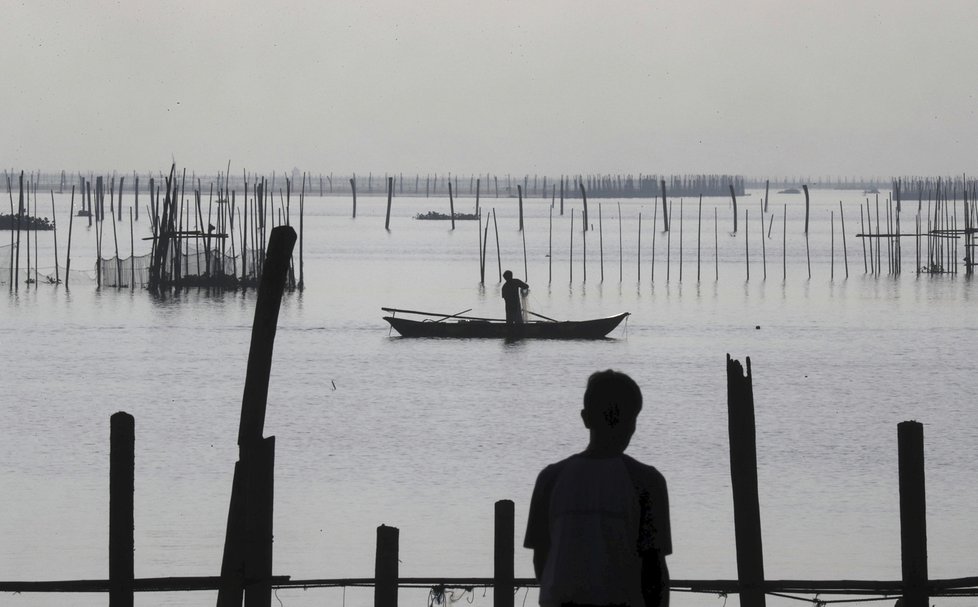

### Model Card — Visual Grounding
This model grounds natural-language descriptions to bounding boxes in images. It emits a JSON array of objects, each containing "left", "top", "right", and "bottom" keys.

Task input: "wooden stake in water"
[
  {"left": 492, "top": 208, "right": 502, "bottom": 282},
  {"left": 860, "top": 204, "right": 868, "bottom": 273},
  {"left": 637, "top": 211, "right": 643, "bottom": 282},
  {"left": 697, "top": 196, "right": 703, "bottom": 282},
  {"left": 569, "top": 209, "right": 574, "bottom": 284},
  {"left": 840, "top": 201, "right": 849, "bottom": 278},
  {"left": 744, "top": 208, "right": 750, "bottom": 281},
  {"left": 65, "top": 186, "right": 75, "bottom": 289},
  {"left": 803, "top": 184, "right": 810, "bottom": 234},
  {"left": 598, "top": 204, "right": 604, "bottom": 282},
  {"left": 730, "top": 184, "right": 738, "bottom": 234},
  {"left": 831, "top": 210, "right": 835, "bottom": 280},
  {"left": 679, "top": 199, "right": 684, "bottom": 282},
  {"left": 715, "top": 206, "right": 719, "bottom": 281},
  {"left": 449, "top": 181, "right": 456, "bottom": 230},
  {"left": 618, "top": 202, "right": 623, "bottom": 282},
  {"left": 350, "top": 177, "right": 357, "bottom": 218},
  {"left": 764, "top": 179, "right": 770, "bottom": 213},
  {"left": 661, "top": 179, "right": 669, "bottom": 231},
  {"left": 651, "top": 202, "right": 658, "bottom": 282},
  {"left": 522, "top": 223, "right": 528, "bottom": 283},
  {"left": 384, "top": 177, "right": 393, "bottom": 231},
  {"left": 548, "top": 204, "right": 553, "bottom": 285},
  {"left": 666, "top": 201, "right": 672, "bottom": 282},
  {"left": 50, "top": 191, "right": 60, "bottom": 284},
  {"left": 758, "top": 202, "right": 766, "bottom": 280},
  {"left": 782, "top": 204, "right": 787, "bottom": 281},
  {"left": 518, "top": 184, "right": 524, "bottom": 231},
  {"left": 579, "top": 182, "right": 589, "bottom": 232}
]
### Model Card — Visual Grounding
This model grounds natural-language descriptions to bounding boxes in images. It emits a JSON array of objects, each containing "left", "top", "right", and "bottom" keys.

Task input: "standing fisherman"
[{"left": 501, "top": 269, "right": 529, "bottom": 323}]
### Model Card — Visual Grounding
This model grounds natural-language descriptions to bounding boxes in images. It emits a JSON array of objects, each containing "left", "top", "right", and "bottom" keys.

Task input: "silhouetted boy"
[{"left": 524, "top": 370, "right": 671, "bottom": 607}]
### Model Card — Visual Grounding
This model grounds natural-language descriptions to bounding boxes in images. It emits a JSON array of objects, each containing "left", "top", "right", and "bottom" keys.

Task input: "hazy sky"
[{"left": 4, "top": 1, "right": 978, "bottom": 178}]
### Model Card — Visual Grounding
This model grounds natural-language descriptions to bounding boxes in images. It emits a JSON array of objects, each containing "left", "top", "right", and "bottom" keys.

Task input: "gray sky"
[{"left": 4, "top": 0, "right": 978, "bottom": 178}]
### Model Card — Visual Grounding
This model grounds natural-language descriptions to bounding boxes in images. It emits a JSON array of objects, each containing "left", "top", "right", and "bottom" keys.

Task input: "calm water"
[{"left": 1, "top": 187, "right": 977, "bottom": 607}]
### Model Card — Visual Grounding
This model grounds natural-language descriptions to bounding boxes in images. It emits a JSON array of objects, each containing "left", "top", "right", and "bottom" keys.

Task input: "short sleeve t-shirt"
[{"left": 524, "top": 453, "right": 671, "bottom": 607}]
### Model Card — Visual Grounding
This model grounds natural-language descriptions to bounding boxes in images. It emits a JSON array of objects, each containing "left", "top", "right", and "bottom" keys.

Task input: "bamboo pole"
[
  {"left": 679, "top": 199, "right": 684, "bottom": 282},
  {"left": 548, "top": 205, "right": 553, "bottom": 285},
  {"left": 579, "top": 182, "right": 589, "bottom": 232},
  {"left": 599, "top": 203, "right": 604, "bottom": 283},
  {"left": 667, "top": 201, "right": 672, "bottom": 281},
  {"left": 760, "top": 202, "right": 766, "bottom": 280},
  {"left": 715, "top": 207, "right": 719, "bottom": 281},
  {"left": 840, "top": 202, "right": 849, "bottom": 278},
  {"left": 65, "top": 186, "right": 75, "bottom": 289},
  {"left": 351, "top": 177, "right": 357, "bottom": 218},
  {"left": 861, "top": 204, "right": 868, "bottom": 273},
  {"left": 831, "top": 210, "right": 835, "bottom": 280},
  {"left": 618, "top": 202, "right": 623, "bottom": 282},
  {"left": 522, "top": 224, "right": 528, "bottom": 283},
  {"left": 697, "top": 196, "right": 703, "bottom": 282},
  {"left": 130, "top": 208, "right": 135, "bottom": 288},
  {"left": 651, "top": 202, "right": 657, "bottom": 282},
  {"left": 661, "top": 179, "right": 669, "bottom": 231},
  {"left": 782, "top": 205, "right": 786, "bottom": 281},
  {"left": 569, "top": 209, "right": 574, "bottom": 284},
  {"left": 745, "top": 209, "right": 749, "bottom": 281},
  {"left": 637, "top": 211, "right": 642, "bottom": 282},
  {"left": 764, "top": 179, "right": 770, "bottom": 213}
]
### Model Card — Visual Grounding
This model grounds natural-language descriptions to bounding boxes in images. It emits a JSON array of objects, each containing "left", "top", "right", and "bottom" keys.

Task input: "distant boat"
[
  {"left": 778, "top": 188, "right": 801, "bottom": 194},
  {"left": 415, "top": 210, "right": 479, "bottom": 221},
  {"left": 863, "top": 187, "right": 880, "bottom": 194},
  {"left": 382, "top": 307, "right": 629, "bottom": 339}
]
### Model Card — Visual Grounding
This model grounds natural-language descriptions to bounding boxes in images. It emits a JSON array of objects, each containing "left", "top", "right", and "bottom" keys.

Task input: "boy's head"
[
  {"left": 581, "top": 370, "right": 642, "bottom": 453},
  {"left": 503, "top": 270, "right": 513, "bottom": 280}
]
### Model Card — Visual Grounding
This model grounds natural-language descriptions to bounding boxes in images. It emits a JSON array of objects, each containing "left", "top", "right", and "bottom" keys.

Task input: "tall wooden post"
[
  {"left": 660, "top": 179, "right": 669, "bottom": 231},
  {"left": 449, "top": 181, "right": 456, "bottom": 230},
  {"left": 385, "top": 177, "right": 393, "bottom": 231},
  {"left": 517, "top": 185, "right": 524, "bottom": 231},
  {"left": 351, "top": 177, "right": 357, "bottom": 218},
  {"left": 109, "top": 412, "right": 134, "bottom": 607},
  {"left": 375, "top": 525, "right": 400, "bottom": 607},
  {"left": 726, "top": 355, "right": 766, "bottom": 607},
  {"left": 898, "top": 421, "right": 928, "bottom": 607},
  {"left": 494, "top": 500, "right": 515, "bottom": 607},
  {"left": 218, "top": 226, "right": 296, "bottom": 607}
]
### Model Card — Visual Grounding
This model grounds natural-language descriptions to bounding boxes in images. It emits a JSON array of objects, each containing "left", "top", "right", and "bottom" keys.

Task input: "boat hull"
[{"left": 383, "top": 312, "right": 629, "bottom": 339}]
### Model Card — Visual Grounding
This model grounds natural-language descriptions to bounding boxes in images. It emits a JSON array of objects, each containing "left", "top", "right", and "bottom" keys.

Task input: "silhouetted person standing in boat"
[
  {"left": 525, "top": 370, "right": 672, "bottom": 607},
  {"left": 501, "top": 270, "right": 529, "bottom": 324}
]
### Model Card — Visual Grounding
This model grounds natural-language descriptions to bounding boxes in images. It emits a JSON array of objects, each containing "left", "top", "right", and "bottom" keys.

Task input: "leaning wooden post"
[
  {"left": 660, "top": 179, "right": 669, "bottom": 231},
  {"left": 730, "top": 184, "right": 739, "bottom": 233},
  {"left": 217, "top": 225, "right": 296, "bottom": 607},
  {"left": 726, "top": 355, "right": 766, "bottom": 607},
  {"left": 449, "top": 181, "right": 456, "bottom": 230},
  {"left": 898, "top": 421, "right": 928, "bottom": 607},
  {"left": 375, "top": 525, "right": 400, "bottom": 607},
  {"left": 579, "top": 182, "right": 589, "bottom": 231},
  {"left": 350, "top": 177, "right": 358, "bottom": 218},
  {"left": 385, "top": 177, "right": 394, "bottom": 231},
  {"left": 494, "top": 500, "right": 515, "bottom": 607},
  {"left": 110, "top": 411, "right": 135, "bottom": 607},
  {"left": 65, "top": 186, "right": 76, "bottom": 289},
  {"left": 517, "top": 184, "right": 524, "bottom": 231}
]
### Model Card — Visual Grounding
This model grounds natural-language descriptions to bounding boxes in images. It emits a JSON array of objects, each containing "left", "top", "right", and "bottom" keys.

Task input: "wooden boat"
[{"left": 382, "top": 307, "right": 629, "bottom": 339}]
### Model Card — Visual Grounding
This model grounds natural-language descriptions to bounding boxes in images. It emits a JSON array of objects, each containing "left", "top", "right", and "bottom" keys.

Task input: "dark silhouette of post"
[
  {"left": 385, "top": 177, "right": 393, "bottom": 230},
  {"left": 350, "top": 177, "right": 357, "bottom": 218},
  {"left": 579, "top": 182, "right": 589, "bottom": 231},
  {"left": 661, "top": 179, "right": 669, "bottom": 231},
  {"left": 898, "top": 421, "right": 928, "bottom": 607},
  {"left": 518, "top": 185, "right": 524, "bottom": 231},
  {"left": 375, "top": 525, "right": 399, "bottom": 607},
  {"left": 110, "top": 412, "right": 134, "bottom": 607},
  {"left": 726, "top": 355, "right": 766, "bottom": 607},
  {"left": 218, "top": 225, "right": 296, "bottom": 607},
  {"left": 494, "top": 500, "right": 514, "bottom": 607},
  {"left": 730, "top": 184, "right": 738, "bottom": 233}
]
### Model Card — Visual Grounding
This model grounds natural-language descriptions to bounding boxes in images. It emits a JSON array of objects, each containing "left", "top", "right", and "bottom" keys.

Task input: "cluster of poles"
[{"left": 466, "top": 179, "right": 978, "bottom": 286}]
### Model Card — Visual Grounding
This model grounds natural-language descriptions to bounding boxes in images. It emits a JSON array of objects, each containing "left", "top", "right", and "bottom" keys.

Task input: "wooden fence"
[{"left": 2, "top": 227, "right": 977, "bottom": 606}]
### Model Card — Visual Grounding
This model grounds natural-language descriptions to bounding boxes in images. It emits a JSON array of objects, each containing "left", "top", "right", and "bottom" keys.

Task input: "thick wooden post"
[
  {"left": 517, "top": 185, "right": 524, "bottom": 231},
  {"left": 494, "top": 500, "right": 515, "bottom": 607},
  {"left": 109, "top": 412, "right": 134, "bottom": 607},
  {"left": 218, "top": 226, "right": 296, "bottom": 607},
  {"left": 898, "top": 421, "right": 928, "bottom": 607},
  {"left": 375, "top": 525, "right": 400, "bottom": 607},
  {"left": 726, "top": 355, "right": 766, "bottom": 607},
  {"left": 351, "top": 177, "right": 357, "bottom": 218}
]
